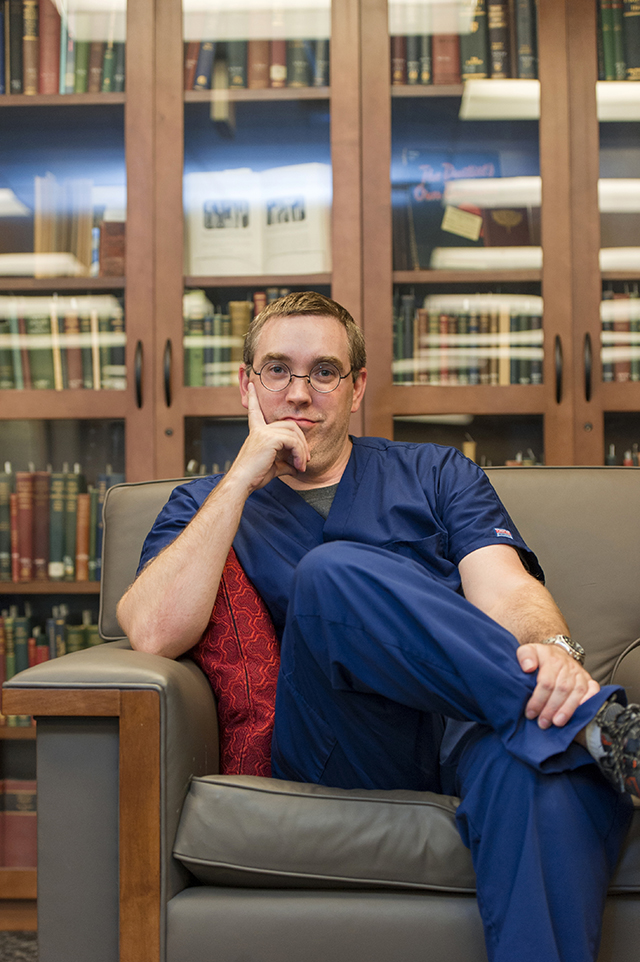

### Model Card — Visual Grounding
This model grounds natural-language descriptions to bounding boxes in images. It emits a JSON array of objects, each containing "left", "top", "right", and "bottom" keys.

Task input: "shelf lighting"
[
  {"left": 442, "top": 177, "right": 640, "bottom": 212},
  {"left": 460, "top": 79, "right": 640, "bottom": 122}
]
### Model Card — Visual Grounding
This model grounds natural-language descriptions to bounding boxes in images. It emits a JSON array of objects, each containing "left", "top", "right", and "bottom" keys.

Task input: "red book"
[
  {"left": 33, "top": 470, "right": 50, "bottom": 581},
  {"left": 391, "top": 35, "right": 407, "bottom": 84},
  {"left": 10, "top": 493, "right": 19, "bottom": 581},
  {"left": 35, "top": 645, "right": 50, "bottom": 664},
  {"left": 15, "top": 472, "right": 33, "bottom": 583},
  {"left": 432, "top": 34, "right": 461, "bottom": 84},
  {"left": 269, "top": 39, "right": 286, "bottom": 87},
  {"left": 253, "top": 291, "right": 267, "bottom": 317},
  {"left": 184, "top": 41, "right": 200, "bottom": 90},
  {"left": 4, "top": 779, "right": 37, "bottom": 868},
  {"left": 38, "top": 0, "right": 61, "bottom": 94},
  {"left": 248, "top": 39, "right": 270, "bottom": 89},
  {"left": 99, "top": 221, "right": 126, "bottom": 276}
]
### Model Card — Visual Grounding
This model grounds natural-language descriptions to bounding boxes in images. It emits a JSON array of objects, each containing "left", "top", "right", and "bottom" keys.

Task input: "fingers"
[
  {"left": 246, "top": 382, "right": 266, "bottom": 430},
  {"left": 521, "top": 645, "right": 599, "bottom": 730}
]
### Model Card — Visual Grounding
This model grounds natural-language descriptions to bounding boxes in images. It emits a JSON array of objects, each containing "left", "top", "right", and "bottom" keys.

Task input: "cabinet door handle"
[
  {"left": 584, "top": 332, "right": 592, "bottom": 402},
  {"left": 134, "top": 340, "right": 143, "bottom": 409},
  {"left": 163, "top": 339, "right": 172, "bottom": 408},
  {"left": 554, "top": 335, "right": 563, "bottom": 404}
]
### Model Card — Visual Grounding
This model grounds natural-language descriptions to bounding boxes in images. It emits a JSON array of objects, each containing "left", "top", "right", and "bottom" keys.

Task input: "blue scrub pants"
[{"left": 271, "top": 541, "right": 634, "bottom": 962}]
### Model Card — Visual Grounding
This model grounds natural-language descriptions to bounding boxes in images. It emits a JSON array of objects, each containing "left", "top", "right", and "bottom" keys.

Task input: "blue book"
[{"left": 193, "top": 41, "right": 215, "bottom": 89}]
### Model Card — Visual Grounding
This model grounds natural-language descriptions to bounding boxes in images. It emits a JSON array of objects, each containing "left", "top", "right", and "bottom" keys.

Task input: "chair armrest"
[
  {"left": 3, "top": 641, "right": 219, "bottom": 962},
  {"left": 611, "top": 639, "right": 640, "bottom": 705}
]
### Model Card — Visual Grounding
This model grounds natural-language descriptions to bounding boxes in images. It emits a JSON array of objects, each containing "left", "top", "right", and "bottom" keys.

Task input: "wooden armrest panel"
[{"left": 2, "top": 688, "right": 122, "bottom": 717}]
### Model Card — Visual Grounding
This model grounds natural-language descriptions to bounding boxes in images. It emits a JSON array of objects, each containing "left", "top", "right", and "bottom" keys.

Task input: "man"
[{"left": 119, "top": 291, "right": 638, "bottom": 962}]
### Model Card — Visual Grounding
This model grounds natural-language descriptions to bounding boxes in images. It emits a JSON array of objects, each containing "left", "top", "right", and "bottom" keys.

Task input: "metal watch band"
[{"left": 540, "top": 634, "right": 586, "bottom": 665}]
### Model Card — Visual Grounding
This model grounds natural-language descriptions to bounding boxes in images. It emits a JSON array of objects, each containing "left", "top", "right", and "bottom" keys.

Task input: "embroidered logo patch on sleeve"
[{"left": 495, "top": 528, "right": 514, "bottom": 539}]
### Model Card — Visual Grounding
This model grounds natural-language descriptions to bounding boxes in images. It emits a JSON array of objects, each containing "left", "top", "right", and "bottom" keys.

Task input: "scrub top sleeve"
[
  {"left": 434, "top": 449, "right": 544, "bottom": 581},
  {"left": 136, "top": 478, "right": 220, "bottom": 575}
]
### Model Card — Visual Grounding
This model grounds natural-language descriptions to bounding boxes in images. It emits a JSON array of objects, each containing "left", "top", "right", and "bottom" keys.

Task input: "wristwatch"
[{"left": 540, "top": 634, "right": 586, "bottom": 665}]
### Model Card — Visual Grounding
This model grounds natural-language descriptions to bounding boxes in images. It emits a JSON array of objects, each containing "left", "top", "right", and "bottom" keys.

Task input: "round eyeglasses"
[{"left": 255, "top": 360, "right": 353, "bottom": 394}]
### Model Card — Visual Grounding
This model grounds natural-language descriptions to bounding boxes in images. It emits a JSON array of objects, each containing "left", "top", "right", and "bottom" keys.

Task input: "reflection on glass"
[
  {"left": 182, "top": 1, "right": 332, "bottom": 278},
  {"left": 0, "top": 420, "right": 124, "bottom": 582},
  {"left": 184, "top": 416, "right": 249, "bottom": 474},
  {"left": 392, "top": 290, "right": 542, "bottom": 385},
  {"left": 393, "top": 412, "right": 544, "bottom": 466},
  {"left": 601, "top": 285, "right": 640, "bottom": 384},
  {"left": 183, "top": 1, "right": 330, "bottom": 91},
  {"left": 388, "top": 0, "right": 538, "bottom": 87},
  {"left": 2, "top": 0, "right": 126, "bottom": 97},
  {"left": 0, "top": 293, "right": 126, "bottom": 390}
]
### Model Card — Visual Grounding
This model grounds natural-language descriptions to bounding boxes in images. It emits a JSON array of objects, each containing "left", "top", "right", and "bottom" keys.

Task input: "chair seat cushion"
[{"left": 190, "top": 549, "right": 280, "bottom": 776}]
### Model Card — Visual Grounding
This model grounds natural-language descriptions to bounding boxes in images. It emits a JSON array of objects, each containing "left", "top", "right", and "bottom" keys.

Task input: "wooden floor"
[{"left": 0, "top": 904, "right": 36, "bottom": 933}]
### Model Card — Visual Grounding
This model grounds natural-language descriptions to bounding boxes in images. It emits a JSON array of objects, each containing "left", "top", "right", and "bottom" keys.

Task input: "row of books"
[
  {"left": 184, "top": 38, "right": 329, "bottom": 91},
  {"left": 0, "top": 0, "right": 125, "bottom": 95},
  {"left": 184, "top": 163, "right": 332, "bottom": 277},
  {"left": 0, "top": 464, "right": 124, "bottom": 583},
  {"left": 183, "top": 287, "right": 290, "bottom": 387},
  {"left": 0, "top": 779, "right": 36, "bottom": 868},
  {"left": 390, "top": 0, "right": 539, "bottom": 85},
  {"left": 392, "top": 293, "right": 544, "bottom": 385},
  {"left": 601, "top": 288, "right": 640, "bottom": 383},
  {"left": 599, "top": 0, "right": 640, "bottom": 82},
  {"left": 0, "top": 294, "right": 126, "bottom": 391}
]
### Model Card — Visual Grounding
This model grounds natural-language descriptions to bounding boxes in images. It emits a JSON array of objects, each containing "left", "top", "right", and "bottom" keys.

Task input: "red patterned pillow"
[{"left": 190, "top": 547, "right": 280, "bottom": 777}]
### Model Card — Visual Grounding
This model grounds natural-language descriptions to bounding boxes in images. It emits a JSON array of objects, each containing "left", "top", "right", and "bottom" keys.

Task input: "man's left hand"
[{"left": 517, "top": 644, "right": 600, "bottom": 729}]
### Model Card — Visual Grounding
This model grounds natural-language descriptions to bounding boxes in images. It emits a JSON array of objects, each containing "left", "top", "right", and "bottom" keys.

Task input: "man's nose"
[{"left": 285, "top": 374, "right": 313, "bottom": 401}]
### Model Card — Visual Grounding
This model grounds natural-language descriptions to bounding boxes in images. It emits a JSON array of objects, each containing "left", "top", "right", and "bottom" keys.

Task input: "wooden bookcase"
[{"left": 1, "top": 0, "right": 640, "bottom": 931}]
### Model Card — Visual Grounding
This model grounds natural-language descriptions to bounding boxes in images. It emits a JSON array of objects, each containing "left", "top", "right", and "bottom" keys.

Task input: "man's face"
[{"left": 239, "top": 314, "right": 366, "bottom": 480}]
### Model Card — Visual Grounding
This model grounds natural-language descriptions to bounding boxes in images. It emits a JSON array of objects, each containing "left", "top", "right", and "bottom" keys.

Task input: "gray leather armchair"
[{"left": 4, "top": 467, "right": 640, "bottom": 962}]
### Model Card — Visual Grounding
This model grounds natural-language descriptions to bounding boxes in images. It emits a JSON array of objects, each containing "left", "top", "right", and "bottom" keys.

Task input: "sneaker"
[{"left": 592, "top": 699, "right": 640, "bottom": 797}]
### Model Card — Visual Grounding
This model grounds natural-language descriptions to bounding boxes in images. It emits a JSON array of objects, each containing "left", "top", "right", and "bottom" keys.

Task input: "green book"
[
  {"left": 623, "top": 0, "right": 640, "bottom": 79},
  {"left": 227, "top": 40, "right": 248, "bottom": 88},
  {"left": 74, "top": 40, "right": 91, "bottom": 93},
  {"left": 65, "top": 624, "right": 86, "bottom": 653},
  {"left": 101, "top": 40, "right": 116, "bottom": 91},
  {"left": 515, "top": 0, "right": 537, "bottom": 78},
  {"left": 25, "top": 313, "right": 55, "bottom": 389},
  {"left": 8, "top": 312, "right": 24, "bottom": 389},
  {"left": 612, "top": 0, "right": 627, "bottom": 79},
  {"left": 287, "top": 39, "right": 311, "bottom": 86},
  {"left": 98, "top": 314, "right": 111, "bottom": 389},
  {"left": 419, "top": 35, "right": 432, "bottom": 84},
  {"left": 84, "top": 623, "right": 102, "bottom": 647},
  {"left": 0, "top": 316, "right": 15, "bottom": 388},
  {"left": 13, "top": 616, "right": 31, "bottom": 675},
  {"left": 113, "top": 42, "right": 126, "bottom": 91},
  {"left": 88, "top": 486, "right": 99, "bottom": 581},
  {"left": 63, "top": 466, "right": 87, "bottom": 581},
  {"left": 460, "top": 0, "right": 489, "bottom": 79},
  {"left": 79, "top": 313, "right": 94, "bottom": 388},
  {"left": 48, "top": 472, "right": 66, "bottom": 580},
  {"left": 185, "top": 312, "right": 205, "bottom": 387},
  {"left": 600, "top": 0, "right": 617, "bottom": 79},
  {"left": 0, "top": 468, "right": 11, "bottom": 581}
]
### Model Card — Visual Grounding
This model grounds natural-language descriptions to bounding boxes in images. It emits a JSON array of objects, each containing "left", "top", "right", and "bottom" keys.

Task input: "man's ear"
[
  {"left": 351, "top": 368, "right": 367, "bottom": 414},
  {"left": 239, "top": 365, "right": 250, "bottom": 409}
]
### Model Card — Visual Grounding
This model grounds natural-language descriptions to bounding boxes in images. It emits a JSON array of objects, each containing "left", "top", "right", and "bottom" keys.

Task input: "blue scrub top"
[{"left": 138, "top": 437, "right": 542, "bottom": 640}]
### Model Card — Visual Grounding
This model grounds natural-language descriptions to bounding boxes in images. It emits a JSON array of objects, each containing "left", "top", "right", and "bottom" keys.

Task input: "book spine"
[
  {"left": 183, "top": 40, "right": 199, "bottom": 90},
  {"left": 32, "top": 469, "right": 49, "bottom": 579},
  {"left": 193, "top": 40, "right": 214, "bottom": 89},
  {"left": 22, "top": 0, "right": 39, "bottom": 95},
  {"left": 270, "top": 39, "right": 286, "bottom": 87},
  {"left": 8, "top": 312, "right": 24, "bottom": 389},
  {"left": 529, "top": 312, "right": 543, "bottom": 384},
  {"left": 390, "top": 35, "right": 406, "bottom": 84},
  {"left": 38, "top": 0, "right": 60, "bottom": 94},
  {"left": 63, "top": 306, "right": 83, "bottom": 388},
  {"left": 419, "top": 34, "right": 432, "bottom": 84},
  {"left": 112, "top": 41, "right": 125, "bottom": 91},
  {"left": 0, "top": 318, "right": 14, "bottom": 388},
  {"left": 63, "top": 23, "right": 74, "bottom": 92},
  {"left": 600, "top": 0, "right": 617, "bottom": 79},
  {"left": 87, "top": 40, "right": 104, "bottom": 92},
  {"left": 13, "top": 616, "right": 30, "bottom": 673},
  {"left": 63, "top": 472, "right": 80, "bottom": 580},
  {"left": 0, "top": 475, "right": 11, "bottom": 581},
  {"left": 9, "top": 0, "right": 23, "bottom": 93},
  {"left": 287, "top": 38, "right": 310, "bottom": 87},
  {"left": 515, "top": 0, "right": 537, "bottom": 78},
  {"left": 75, "top": 490, "right": 90, "bottom": 581},
  {"left": 73, "top": 39, "right": 89, "bottom": 92},
  {"left": 88, "top": 486, "right": 98, "bottom": 580},
  {"left": 4, "top": 780, "right": 37, "bottom": 867},
  {"left": 623, "top": 0, "right": 640, "bottom": 79},
  {"left": 432, "top": 34, "right": 461, "bottom": 84},
  {"left": 25, "top": 312, "right": 55, "bottom": 388},
  {"left": 406, "top": 35, "right": 420, "bottom": 84},
  {"left": 101, "top": 39, "right": 115, "bottom": 91},
  {"left": 612, "top": 0, "right": 627, "bottom": 79},
  {"left": 488, "top": 0, "right": 511, "bottom": 78},
  {"left": 0, "top": 9, "right": 5, "bottom": 95},
  {"left": 15, "top": 471, "right": 33, "bottom": 582},
  {"left": 227, "top": 39, "right": 247, "bottom": 88},
  {"left": 10, "top": 492, "right": 19, "bottom": 580},
  {"left": 460, "top": 0, "right": 489, "bottom": 80},
  {"left": 247, "top": 39, "right": 269, "bottom": 89},
  {"left": 313, "top": 37, "right": 329, "bottom": 86}
]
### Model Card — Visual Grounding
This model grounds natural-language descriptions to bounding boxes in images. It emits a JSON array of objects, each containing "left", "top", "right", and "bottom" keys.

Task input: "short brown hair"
[{"left": 243, "top": 291, "right": 366, "bottom": 374}]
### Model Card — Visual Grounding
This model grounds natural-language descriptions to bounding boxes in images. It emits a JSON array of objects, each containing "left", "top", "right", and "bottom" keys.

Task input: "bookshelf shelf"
[
  {"left": 184, "top": 87, "right": 329, "bottom": 104},
  {"left": 0, "top": 93, "right": 125, "bottom": 108},
  {"left": 0, "top": 277, "right": 125, "bottom": 292},
  {"left": 392, "top": 270, "right": 542, "bottom": 285},
  {"left": 0, "top": 728, "right": 36, "bottom": 740},
  {"left": 184, "top": 273, "right": 332, "bottom": 288},
  {"left": 0, "top": 582, "right": 100, "bottom": 595}
]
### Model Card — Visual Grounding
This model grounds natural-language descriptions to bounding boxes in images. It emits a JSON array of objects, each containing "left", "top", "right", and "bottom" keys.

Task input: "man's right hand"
[{"left": 226, "top": 381, "right": 311, "bottom": 494}]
